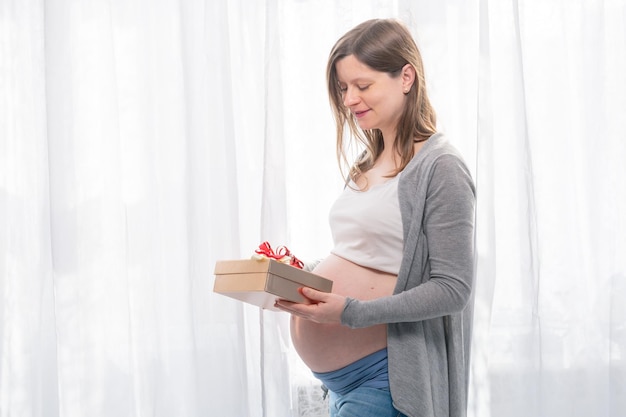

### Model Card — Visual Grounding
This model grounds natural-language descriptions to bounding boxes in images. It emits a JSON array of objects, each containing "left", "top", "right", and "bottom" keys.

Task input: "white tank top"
[{"left": 329, "top": 174, "right": 404, "bottom": 275}]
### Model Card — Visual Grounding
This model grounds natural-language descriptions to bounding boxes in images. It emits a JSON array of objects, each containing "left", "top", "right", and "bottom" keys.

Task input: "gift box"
[{"left": 213, "top": 258, "right": 333, "bottom": 311}]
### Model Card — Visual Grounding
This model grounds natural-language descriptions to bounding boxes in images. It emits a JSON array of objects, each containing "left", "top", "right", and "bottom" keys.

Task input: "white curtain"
[
  {"left": 471, "top": 1, "right": 626, "bottom": 416},
  {"left": 1, "top": 1, "right": 624, "bottom": 417}
]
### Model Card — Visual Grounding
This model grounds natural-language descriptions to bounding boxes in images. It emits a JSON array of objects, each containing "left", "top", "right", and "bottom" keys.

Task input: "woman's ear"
[{"left": 401, "top": 64, "right": 416, "bottom": 93}]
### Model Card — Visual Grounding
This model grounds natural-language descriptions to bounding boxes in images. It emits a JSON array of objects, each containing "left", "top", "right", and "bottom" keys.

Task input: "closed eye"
[{"left": 338, "top": 84, "right": 370, "bottom": 94}]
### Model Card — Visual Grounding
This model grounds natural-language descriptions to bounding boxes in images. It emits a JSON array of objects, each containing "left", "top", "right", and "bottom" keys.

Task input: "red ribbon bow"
[{"left": 255, "top": 241, "right": 304, "bottom": 269}]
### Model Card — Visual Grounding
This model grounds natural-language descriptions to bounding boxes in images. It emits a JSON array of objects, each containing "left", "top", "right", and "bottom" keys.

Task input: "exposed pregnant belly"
[{"left": 291, "top": 254, "right": 397, "bottom": 373}]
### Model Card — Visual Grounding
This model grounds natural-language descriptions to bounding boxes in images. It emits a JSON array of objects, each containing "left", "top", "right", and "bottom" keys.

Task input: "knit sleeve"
[{"left": 341, "top": 153, "right": 476, "bottom": 328}]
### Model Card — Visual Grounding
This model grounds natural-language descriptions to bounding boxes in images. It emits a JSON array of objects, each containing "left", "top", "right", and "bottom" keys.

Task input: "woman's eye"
[{"left": 338, "top": 84, "right": 369, "bottom": 94}]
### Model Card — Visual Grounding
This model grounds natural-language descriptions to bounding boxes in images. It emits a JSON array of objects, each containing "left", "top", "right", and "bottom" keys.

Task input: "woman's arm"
[
  {"left": 341, "top": 154, "right": 476, "bottom": 327},
  {"left": 275, "top": 153, "right": 475, "bottom": 327}
]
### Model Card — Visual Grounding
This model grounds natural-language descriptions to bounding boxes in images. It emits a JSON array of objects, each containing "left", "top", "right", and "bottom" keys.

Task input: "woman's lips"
[{"left": 354, "top": 109, "right": 370, "bottom": 119}]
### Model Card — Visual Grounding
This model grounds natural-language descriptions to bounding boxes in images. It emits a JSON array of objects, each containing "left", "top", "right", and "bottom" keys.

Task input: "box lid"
[
  {"left": 214, "top": 258, "right": 271, "bottom": 274},
  {"left": 214, "top": 258, "right": 333, "bottom": 293}
]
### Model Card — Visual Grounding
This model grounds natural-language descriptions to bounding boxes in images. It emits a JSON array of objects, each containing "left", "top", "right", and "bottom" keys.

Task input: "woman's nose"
[{"left": 343, "top": 88, "right": 359, "bottom": 107}]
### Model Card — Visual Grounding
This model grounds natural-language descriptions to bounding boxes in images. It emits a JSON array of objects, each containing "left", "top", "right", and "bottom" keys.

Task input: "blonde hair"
[{"left": 326, "top": 19, "right": 437, "bottom": 181}]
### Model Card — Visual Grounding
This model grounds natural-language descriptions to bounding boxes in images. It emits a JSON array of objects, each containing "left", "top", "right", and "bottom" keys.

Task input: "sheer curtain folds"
[
  {"left": 2, "top": 1, "right": 278, "bottom": 416},
  {"left": 472, "top": 1, "right": 626, "bottom": 416},
  {"left": 1, "top": 1, "right": 625, "bottom": 417}
]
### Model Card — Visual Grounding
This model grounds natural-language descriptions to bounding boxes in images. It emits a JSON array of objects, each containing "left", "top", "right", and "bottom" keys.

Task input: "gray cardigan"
[{"left": 341, "top": 133, "right": 476, "bottom": 417}]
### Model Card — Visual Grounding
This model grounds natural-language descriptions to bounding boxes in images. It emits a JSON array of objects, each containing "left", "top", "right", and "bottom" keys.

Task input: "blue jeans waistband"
[{"left": 312, "top": 348, "right": 389, "bottom": 395}]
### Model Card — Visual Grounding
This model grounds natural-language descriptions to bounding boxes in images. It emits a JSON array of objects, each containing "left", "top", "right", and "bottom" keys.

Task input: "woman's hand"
[{"left": 274, "top": 287, "right": 346, "bottom": 324}]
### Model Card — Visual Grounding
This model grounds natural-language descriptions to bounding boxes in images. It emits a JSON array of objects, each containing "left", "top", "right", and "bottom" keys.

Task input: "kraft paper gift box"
[{"left": 213, "top": 258, "right": 333, "bottom": 311}]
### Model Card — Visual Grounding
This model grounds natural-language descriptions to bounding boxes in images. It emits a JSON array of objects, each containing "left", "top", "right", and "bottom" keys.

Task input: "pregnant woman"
[{"left": 276, "top": 18, "right": 476, "bottom": 417}]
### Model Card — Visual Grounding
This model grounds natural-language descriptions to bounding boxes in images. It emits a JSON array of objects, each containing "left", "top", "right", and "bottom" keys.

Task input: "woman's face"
[{"left": 335, "top": 54, "right": 408, "bottom": 139}]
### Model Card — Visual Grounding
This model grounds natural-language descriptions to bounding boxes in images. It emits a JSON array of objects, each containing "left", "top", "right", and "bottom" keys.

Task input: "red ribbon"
[{"left": 255, "top": 241, "right": 304, "bottom": 269}]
